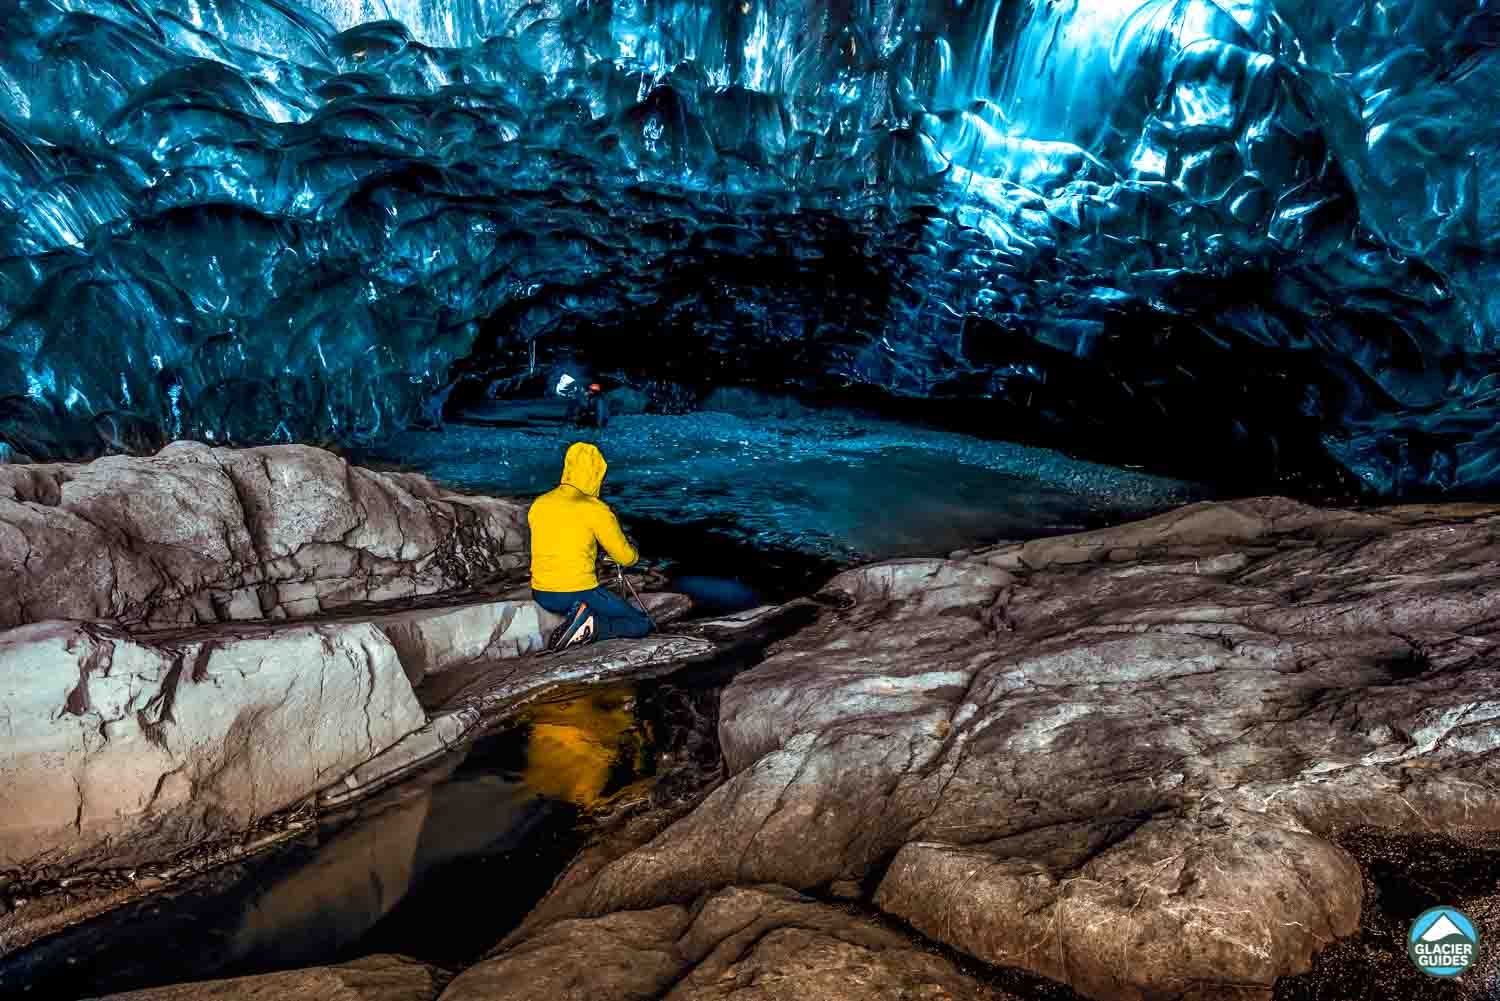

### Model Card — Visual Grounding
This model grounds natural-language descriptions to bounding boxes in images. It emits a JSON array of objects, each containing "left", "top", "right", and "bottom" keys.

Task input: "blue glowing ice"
[{"left": 0, "top": 0, "right": 1496, "bottom": 493}]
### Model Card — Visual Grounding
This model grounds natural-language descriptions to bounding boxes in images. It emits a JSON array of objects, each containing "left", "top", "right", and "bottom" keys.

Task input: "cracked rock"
[
  {"left": 439, "top": 884, "right": 1007, "bottom": 1001},
  {"left": 508, "top": 497, "right": 1500, "bottom": 1001},
  {"left": 0, "top": 442, "right": 528, "bottom": 630},
  {"left": 0, "top": 619, "right": 426, "bottom": 870}
]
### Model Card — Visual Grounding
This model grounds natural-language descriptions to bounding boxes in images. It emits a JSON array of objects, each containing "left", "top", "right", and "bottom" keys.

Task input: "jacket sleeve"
[{"left": 591, "top": 501, "right": 639, "bottom": 567}]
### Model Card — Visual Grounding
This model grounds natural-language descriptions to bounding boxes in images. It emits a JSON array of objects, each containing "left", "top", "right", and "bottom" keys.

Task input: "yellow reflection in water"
[{"left": 519, "top": 686, "right": 649, "bottom": 809}]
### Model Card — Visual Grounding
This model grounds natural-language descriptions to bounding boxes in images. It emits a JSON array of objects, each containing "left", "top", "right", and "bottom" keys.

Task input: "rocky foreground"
[
  {"left": 0, "top": 442, "right": 704, "bottom": 938},
  {"left": 1, "top": 446, "right": 1497, "bottom": 1000},
  {"left": 458, "top": 497, "right": 1500, "bottom": 1001}
]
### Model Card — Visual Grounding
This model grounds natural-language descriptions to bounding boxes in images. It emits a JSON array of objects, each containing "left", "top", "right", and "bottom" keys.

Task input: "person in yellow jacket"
[{"left": 529, "top": 441, "right": 652, "bottom": 650}]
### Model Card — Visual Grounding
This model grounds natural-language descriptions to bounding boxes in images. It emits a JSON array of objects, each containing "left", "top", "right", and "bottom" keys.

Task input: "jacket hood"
[{"left": 560, "top": 441, "right": 607, "bottom": 497}]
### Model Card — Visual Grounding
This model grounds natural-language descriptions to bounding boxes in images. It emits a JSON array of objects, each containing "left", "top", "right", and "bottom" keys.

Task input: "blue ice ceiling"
[{"left": 0, "top": 0, "right": 1496, "bottom": 493}]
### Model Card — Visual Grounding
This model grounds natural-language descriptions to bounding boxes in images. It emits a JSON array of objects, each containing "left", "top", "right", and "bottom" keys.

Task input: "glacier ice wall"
[{"left": 0, "top": 0, "right": 1496, "bottom": 492}]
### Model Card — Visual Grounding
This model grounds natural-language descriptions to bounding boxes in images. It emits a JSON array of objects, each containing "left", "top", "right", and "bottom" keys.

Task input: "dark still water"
[{"left": 1, "top": 679, "right": 712, "bottom": 999}]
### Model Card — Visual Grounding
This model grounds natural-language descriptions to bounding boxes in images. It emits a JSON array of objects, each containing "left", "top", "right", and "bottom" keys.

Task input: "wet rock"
[
  {"left": 327, "top": 592, "right": 699, "bottom": 801},
  {"left": 323, "top": 709, "right": 477, "bottom": 809},
  {"left": 681, "top": 601, "right": 817, "bottom": 641},
  {"left": 516, "top": 499, "right": 1500, "bottom": 1000},
  {"left": 90, "top": 953, "right": 446, "bottom": 1000},
  {"left": 440, "top": 885, "right": 1003, "bottom": 1001},
  {"left": 0, "top": 442, "right": 528, "bottom": 630},
  {"left": 0, "top": 619, "right": 425, "bottom": 869},
  {"left": 640, "top": 590, "right": 694, "bottom": 625},
  {"left": 418, "top": 632, "right": 717, "bottom": 715}
]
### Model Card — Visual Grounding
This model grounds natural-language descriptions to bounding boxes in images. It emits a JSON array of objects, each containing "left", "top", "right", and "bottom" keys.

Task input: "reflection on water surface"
[
  {"left": 519, "top": 686, "right": 651, "bottom": 810},
  {"left": 2, "top": 683, "right": 659, "bottom": 997}
]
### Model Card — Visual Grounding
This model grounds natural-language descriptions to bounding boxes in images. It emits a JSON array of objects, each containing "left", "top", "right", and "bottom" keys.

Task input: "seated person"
[{"left": 528, "top": 442, "right": 652, "bottom": 650}]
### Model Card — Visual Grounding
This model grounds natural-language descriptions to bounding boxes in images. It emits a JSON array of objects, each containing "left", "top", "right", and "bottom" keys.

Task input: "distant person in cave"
[{"left": 529, "top": 441, "right": 651, "bottom": 650}]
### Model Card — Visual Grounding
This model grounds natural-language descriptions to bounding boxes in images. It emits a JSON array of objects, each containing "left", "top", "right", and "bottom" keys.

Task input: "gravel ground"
[{"left": 1275, "top": 827, "right": 1500, "bottom": 1001}]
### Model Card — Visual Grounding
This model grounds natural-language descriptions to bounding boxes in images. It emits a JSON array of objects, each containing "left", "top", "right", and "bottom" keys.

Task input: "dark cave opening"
[{"left": 438, "top": 260, "right": 1382, "bottom": 503}]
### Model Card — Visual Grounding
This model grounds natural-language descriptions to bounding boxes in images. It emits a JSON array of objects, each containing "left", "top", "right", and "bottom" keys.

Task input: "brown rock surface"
[
  {"left": 511, "top": 498, "right": 1500, "bottom": 1000},
  {"left": 0, "top": 441, "right": 528, "bottom": 629},
  {"left": 91, "top": 953, "right": 445, "bottom": 1001},
  {"left": 440, "top": 885, "right": 1008, "bottom": 1001}
]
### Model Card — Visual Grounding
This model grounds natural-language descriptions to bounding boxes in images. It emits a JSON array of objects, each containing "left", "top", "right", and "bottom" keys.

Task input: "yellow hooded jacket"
[{"left": 528, "top": 442, "right": 639, "bottom": 592}]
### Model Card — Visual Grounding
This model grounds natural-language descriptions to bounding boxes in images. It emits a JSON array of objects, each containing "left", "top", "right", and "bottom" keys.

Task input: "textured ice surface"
[
  {"left": 0, "top": 0, "right": 1497, "bottom": 492},
  {"left": 365, "top": 412, "right": 1202, "bottom": 567}
]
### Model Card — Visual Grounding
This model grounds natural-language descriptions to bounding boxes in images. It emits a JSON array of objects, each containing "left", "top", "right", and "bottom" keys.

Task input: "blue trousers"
[{"left": 532, "top": 585, "right": 652, "bottom": 641}]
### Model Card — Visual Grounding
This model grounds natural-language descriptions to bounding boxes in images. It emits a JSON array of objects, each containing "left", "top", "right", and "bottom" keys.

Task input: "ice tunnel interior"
[{"left": 1, "top": 0, "right": 1498, "bottom": 495}]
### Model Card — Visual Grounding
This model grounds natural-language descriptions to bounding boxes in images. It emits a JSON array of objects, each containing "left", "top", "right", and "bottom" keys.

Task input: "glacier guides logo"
[{"left": 1408, "top": 906, "right": 1480, "bottom": 977}]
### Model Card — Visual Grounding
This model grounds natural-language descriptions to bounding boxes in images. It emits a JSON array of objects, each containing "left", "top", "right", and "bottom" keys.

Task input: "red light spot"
[{"left": 589, "top": 383, "right": 602, "bottom": 391}]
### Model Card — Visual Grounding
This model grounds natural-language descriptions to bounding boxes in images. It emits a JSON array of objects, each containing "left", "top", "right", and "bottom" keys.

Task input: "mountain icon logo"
[{"left": 1408, "top": 906, "right": 1480, "bottom": 978}]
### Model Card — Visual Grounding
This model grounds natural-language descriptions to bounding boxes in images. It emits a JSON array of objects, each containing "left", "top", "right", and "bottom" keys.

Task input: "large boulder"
[
  {"left": 92, "top": 954, "right": 446, "bottom": 1001},
  {"left": 0, "top": 619, "right": 426, "bottom": 870},
  {"left": 440, "top": 884, "right": 1004, "bottom": 1001},
  {"left": 0, "top": 442, "right": 529, "bottom": 629},
  {"left": 511, "top": 499, "right": 1500, "bottom": 1000}
]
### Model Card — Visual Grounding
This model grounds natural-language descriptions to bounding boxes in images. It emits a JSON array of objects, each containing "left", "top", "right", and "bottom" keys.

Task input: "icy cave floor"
[{"left": 361, "top": 410, "right": 1206, "bottom": 580}]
